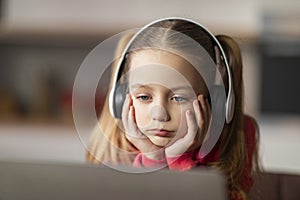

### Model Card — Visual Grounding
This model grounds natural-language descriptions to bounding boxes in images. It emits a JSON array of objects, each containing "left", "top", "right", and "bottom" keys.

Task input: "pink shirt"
[{"left": 133, "top": 116, "right": 256, "bottom": 194}]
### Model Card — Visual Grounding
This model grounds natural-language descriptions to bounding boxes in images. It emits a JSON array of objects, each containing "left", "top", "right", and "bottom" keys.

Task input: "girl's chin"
[{"left": 147, "top": 135, "right": 173, "bottom": 147}]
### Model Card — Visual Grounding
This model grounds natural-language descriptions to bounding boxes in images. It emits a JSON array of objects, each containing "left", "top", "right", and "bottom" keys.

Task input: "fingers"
[
  {"left": 122, "top": 94, "right": 146, "bottom": 139},
  {"left": 185, "top": 110, "right": 198, "bottom": 143},
  {"left": 165, "top": 110, "right": 198, "bottom": 157},
  {"left": 121, "top": 95, "right": 163, "bottom": 159},
  {"left": 174, "top": 110, "right": 198, "bottom": 147},
  {"left": 122, "top": 94, "right": 134, "bottom": 137},
  {"left": 193, "top": 98, "right": 202, "bottom": 128},
  {"left": 165, "top": 97, "right": 211, "bottom": 157},
  {"left": 128, "top": 105, "right": 138, "bottom": 137}
]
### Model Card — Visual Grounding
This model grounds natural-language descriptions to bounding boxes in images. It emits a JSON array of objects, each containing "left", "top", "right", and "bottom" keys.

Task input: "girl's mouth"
[{"left": 149, "top": 129, "right": 172, "bottom": 137}]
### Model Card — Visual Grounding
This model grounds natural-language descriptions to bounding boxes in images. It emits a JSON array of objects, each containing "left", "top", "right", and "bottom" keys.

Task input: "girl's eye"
[
  {"left": 171, "top": 96, "right": 186, "bottom": 102},
  {"left": 136, "top": 95, "right": 151, "bottom": 101}
]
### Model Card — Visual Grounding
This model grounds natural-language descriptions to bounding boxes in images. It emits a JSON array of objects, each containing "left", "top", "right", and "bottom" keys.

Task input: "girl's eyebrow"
[
  {"left": 170, "top": 86, "right": 194, "bottom": 92},
  {"left": 130, "top": 84, "right": 148, "bottom": 90},
  {"left": 130, "top": 84, "right": 194, "bottom": 93}
]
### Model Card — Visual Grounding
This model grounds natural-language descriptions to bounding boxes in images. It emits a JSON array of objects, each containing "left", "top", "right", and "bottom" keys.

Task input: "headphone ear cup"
[{"left": 113, "top": 83, "right": 128, "bottom": 119}]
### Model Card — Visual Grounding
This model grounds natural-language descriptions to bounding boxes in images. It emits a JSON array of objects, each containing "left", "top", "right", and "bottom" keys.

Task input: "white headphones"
[{"left": 109, "top": 17, "right": 235, "bottom": 124}]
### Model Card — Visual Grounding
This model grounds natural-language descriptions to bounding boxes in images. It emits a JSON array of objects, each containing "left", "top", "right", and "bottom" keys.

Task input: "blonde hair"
[
  {"left": 87, "top": 19, "right": 260, "bottom": 199},
  {"left": 87, "top": 32, "right": 138, "bottom": 165}
]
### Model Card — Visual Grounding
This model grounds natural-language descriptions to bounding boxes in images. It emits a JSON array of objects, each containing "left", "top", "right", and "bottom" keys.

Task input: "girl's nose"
[{"left": 150, "top": 105, "right": 170, "bottom": 122}]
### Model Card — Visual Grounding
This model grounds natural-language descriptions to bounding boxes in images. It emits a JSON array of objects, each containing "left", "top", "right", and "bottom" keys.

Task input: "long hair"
[
  {"left": 87, "top": 32, "right": 138, "bottom": 165},
  {"left": 212, "top": 35, "right": 260, "bottom": 198},
  {"left": 87, "top": 19, "right": 260, "bottom": 199}
]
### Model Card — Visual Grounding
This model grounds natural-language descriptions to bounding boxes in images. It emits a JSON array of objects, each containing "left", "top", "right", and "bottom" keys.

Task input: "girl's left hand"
[
  {"left": 122, "top": 95, "right": 165, "bottom": 160},
  {"left": 165, "top": 95, "right": 211, "bottom": 157}
]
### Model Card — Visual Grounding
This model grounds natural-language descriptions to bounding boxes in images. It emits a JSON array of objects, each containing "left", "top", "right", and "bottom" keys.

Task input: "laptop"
[{"left": 0, "top": 160, "right": 227, "bottom": 200}]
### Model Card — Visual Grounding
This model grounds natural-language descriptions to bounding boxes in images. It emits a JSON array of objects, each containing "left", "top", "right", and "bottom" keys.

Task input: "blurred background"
[{"left": 0, "top": 0, "right": 299, "bottom": 174}]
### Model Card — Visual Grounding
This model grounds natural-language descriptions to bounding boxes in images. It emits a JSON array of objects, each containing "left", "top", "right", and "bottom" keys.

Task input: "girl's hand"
[
  {"left": 165, "top": 95, "right": 211, "bottom": 157},
  {"left": 122, "top": 95, "right": 165, "bottom": 160}
]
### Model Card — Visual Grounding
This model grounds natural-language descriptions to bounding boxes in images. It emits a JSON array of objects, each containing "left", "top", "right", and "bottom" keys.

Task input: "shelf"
[
  {"left": 0, "top": 21, "right": 260, "bottom": 48},
  {"left": 0, "top": 23, "right": 121, "bottom": 47}
]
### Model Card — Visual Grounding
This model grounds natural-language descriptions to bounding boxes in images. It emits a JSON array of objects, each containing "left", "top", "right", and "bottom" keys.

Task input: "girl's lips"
[{"left": 150, "top": 129, "right": 172, "bottom": 137}]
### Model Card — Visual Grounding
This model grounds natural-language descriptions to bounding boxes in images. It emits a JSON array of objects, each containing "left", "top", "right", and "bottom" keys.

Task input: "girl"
[{"left": 87, "top": 17, "right": 260, "bottom": 200}]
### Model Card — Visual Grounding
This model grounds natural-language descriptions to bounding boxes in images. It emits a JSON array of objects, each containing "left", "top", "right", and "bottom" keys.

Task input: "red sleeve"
[
  {"left": 133, "top": 140, "right": 220, "bottom": 171},
  {"left": 166, "top": 151, "right": 198, "bottom": 171}
]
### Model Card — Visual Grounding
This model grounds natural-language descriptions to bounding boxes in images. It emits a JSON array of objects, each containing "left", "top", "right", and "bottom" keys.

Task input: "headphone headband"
[{"left": 109, "top": 17, "right": 235, "bottom": 123}]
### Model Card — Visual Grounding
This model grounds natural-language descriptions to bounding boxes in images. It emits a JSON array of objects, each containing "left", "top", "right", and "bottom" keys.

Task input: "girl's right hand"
[{"left": 122, "top": 95, "right": 165, "bottom": 160}]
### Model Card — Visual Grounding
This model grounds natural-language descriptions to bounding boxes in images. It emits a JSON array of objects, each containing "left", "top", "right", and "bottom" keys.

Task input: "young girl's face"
[{"left": 128, "top": 49, "right": 207, "bottom": 147}]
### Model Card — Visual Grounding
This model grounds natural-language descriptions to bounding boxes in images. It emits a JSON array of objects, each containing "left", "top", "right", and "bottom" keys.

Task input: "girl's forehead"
[
  {"left": 129, "top": 49, "right": 191, "bottom": 70},
  {"left": 128, "top": 64, "right": 192, "bottom": 91},
  {"left": 128, "top": 49, "right": 205, "bottom": 92}
]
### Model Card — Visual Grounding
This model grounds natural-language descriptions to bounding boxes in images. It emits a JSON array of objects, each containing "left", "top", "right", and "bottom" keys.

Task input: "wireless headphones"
[{"left": 109, "top": 17, "right": 235, "bottom": 124}]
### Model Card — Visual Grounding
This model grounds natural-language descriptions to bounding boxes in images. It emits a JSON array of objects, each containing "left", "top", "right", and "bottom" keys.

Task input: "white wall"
[
  {"left": 2, "top": 0, "right": 261, "bottom": 37},
  {"left": 4, "top": 0, "right": 300, "bottom": 35}
]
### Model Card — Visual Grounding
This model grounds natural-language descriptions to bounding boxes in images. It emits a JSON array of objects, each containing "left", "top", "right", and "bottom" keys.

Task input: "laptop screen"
[{"left": 0, "top": 160, "right": 227, "bottom": 200}]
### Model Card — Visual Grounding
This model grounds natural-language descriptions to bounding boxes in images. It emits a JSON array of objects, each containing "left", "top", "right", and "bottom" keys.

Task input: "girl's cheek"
[{"left": 133, "top": 103, "right": 150, "bottom": 128}]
